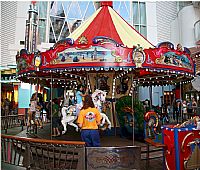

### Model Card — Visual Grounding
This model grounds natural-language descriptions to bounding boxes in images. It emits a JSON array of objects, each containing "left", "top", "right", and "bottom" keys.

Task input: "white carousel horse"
[
  {"left": 61, "top": 89, "right": 111, "bottom": 134},
  {"left": 92, "top": 89, "right": 112, "bottom": 130},
  {"left": 92, "top": 89, "right": 107, "bottom": 112},
  {"left": 61, "top": 105, "right": 79, "bottom": 134},
  {"left": 61, "top": 88, "right": 79, "bottom": 134}
]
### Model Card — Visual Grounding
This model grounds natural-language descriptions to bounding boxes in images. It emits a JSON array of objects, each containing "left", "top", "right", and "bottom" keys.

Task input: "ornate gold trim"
[
  {"left": 165, "top": 157, "right": 170, "bottom": 170},
  {"left": 164, "top": 134, "right": 173, "bottom": 155},
  {"left": 181, "top": 132, "right": 194, "bottom": 152}
]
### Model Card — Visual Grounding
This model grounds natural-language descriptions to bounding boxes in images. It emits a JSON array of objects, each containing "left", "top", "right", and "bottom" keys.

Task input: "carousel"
[{"left": 16, "top": 2, "right": 198, "bottom": 169}]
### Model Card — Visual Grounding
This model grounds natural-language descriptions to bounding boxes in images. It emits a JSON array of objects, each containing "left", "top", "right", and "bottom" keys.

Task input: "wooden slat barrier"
[
  {"left": 1, "top": 115, "right": 25, "bottom": 133},
  {"left": 144, "top": 138, "right": 166, "bottom": 169},
  {"left": 1, "top": 134, "right": 86, "bottom": 170}
]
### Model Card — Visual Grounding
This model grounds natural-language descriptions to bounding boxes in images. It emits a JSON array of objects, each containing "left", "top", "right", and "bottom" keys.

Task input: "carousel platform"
[
  {"left": 13, "top": 122, "right": 145, "bottom": 147},
  {"left": 1, "top": 123, "right": 163, "bottom": 170}
]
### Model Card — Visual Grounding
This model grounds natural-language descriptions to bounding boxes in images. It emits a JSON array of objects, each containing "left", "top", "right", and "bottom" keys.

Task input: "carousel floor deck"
[
  {"left": 22, "top": 122, "right": 146, "bottom": 147},
  {"left": 2, "top": 123, "right": 163, "bottom": 170}
]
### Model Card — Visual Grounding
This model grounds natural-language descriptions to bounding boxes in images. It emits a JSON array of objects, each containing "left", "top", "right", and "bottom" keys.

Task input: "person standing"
[
  {"left": 182, "top": 100, "right": 188, "bottom": 120},
  {"left": 52, "top": 98, "right": 60, "bottom": 137},
  {"left": 75, "top": 84, "right": 87, "bottom": 116},
  {"left": 192, "top": 97, "right": 197, "bottom": 116},
  {"left": 77, "top": 95, "right": 102, "bottom": 147},
  {"left": 30, "top": 93, "right": 37, "bottom": 124},
  {"left": 187, "top": 99, "right": 193, "bottom": 119},
  {"left": 175, "top": 101, "right": 181, "bottom": 124}
]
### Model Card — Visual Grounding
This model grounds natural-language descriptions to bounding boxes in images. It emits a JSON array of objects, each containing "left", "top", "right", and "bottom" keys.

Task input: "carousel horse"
[
  {"left": 92, "top": 89, "right": 112, "bottom": 130},
  {"left": 61, "top": 88, "right": 79, "bottom": 134},
  {"left": 61, "top": 105, "right": 78, "bottom": 134},
  {"left": 61, "top": 89, "right": 112, "bottom": 134}
]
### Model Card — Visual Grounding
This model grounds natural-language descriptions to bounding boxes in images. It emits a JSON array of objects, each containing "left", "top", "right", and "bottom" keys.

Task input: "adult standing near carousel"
[
  {"left": 192, "top": 97, "right": 197, "bottom": 116},
  {"left": 29, "top": 93, "right": 37, "bottom": 124},
  {"left": 77, "top": 95, "right": 102, "bottom": 147},
  {"left": 174, "top": 100, "right": 182, "bottom": 124},
  {"left": 52, "top": 98, "right": 61, "bottom": 137}
]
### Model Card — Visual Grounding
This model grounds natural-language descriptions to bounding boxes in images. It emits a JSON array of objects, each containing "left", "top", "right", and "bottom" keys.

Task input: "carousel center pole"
[
  {"left": 50, "top": 73, "right": 53, "bottom": 140},
  {"left": 162, "top": 81, "right": 164, "bottom": 124},
  {"left": 149, "top": 86, "right": 152, "bottom": 109},
  {"left": 180, "top": 81, "right": 182, "bottom": 123},
  {"left": 131, "top": 75, "right": 134, "bottom": 146}
]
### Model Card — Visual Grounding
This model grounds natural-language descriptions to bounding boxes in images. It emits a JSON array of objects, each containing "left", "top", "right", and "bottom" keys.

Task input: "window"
[
  {"left": 36, "top": 1, "right": 147, "bottom": 43},
  {"left": 177, "top": 1, "right": 192, "bottom": 11},
  {"left": 132, "top": 1, "right": 147, "bottom": 37},
  {"left": 113, "top": 1, "right": 131, "bottom": 24},
  {"left": 37, "top": 1, "right": 98, "bottom": 43}
]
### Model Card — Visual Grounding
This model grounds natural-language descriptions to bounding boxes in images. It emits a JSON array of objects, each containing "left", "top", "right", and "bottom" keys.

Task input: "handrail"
[
  {"left": 1, "top": 114, "right": 25, "bottom": 133},
  {"left": 1, "top": 134, "right": 86, "bottom": 170},
  {"left": 1, "top": 134, "right": 85, "bottom": 146}
]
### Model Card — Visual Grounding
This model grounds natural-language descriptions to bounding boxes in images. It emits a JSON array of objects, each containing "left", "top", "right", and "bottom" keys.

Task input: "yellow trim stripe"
[
  {"left": 68, "top": 7, "right": 102, "bottom": 40},
  {"left": 108, "top": 7, "right": 153, "bottom": 49}
]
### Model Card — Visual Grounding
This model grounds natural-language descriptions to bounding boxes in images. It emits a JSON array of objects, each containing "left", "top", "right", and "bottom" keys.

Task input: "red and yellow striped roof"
[{"left": 68, "top": 2, "right": 154, "bottom": 49}]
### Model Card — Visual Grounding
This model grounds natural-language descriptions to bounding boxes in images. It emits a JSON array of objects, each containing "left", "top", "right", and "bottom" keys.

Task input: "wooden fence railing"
[
  {"left": 1, "top": 114, "right": 25, "bottom": 133},
  {"left": 1, "top": 134, "right": 86, "bottom": 170}
]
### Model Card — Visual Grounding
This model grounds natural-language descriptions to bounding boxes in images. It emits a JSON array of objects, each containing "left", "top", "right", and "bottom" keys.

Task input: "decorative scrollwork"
[{"left": 181, "top": 132, "right": 194, "bottom": 152}]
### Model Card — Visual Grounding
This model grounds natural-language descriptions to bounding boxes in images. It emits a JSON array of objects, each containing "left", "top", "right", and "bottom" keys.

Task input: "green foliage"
[{"left": 115, "top": 96, "right": 145, "bottom": 136}]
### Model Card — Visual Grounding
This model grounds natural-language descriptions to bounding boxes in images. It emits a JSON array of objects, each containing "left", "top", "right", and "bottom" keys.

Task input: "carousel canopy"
[
  {"left": 16, "top": 1, "right": 195, "bottom": 89},
  {"left": 68, "top": 2, "right": 153, "bottom": 49}
]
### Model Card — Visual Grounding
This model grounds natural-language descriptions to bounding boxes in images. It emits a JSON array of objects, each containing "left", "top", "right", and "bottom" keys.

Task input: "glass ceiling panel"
[
  {"left": 50, "top": 1, "right": 65, "bottom": 17},
  {"left": 118, "top": 1, "right": 130, "bottom": 23},
  {"left": 62, "top": 1, "right": 71, "bottom": 15},
  {"left": 60, "top": 21, "right": 70, "bottom": 39},
  {"left": 67, "top": 1, "right": 82, "bottom": 19},
  {"left": 78, "top": 1, "right": 89, "bottom": 18},
  {"left": 113, "top": 1, "right": 121, "bottom": 13},
  {"left": 50, "top": 16, "right": 65, "bottom": 41},
  {"left": 68, "top": 19, "right": 82, "bottom": 33},
  {"left": 84, "top": 1, "right": 96, "bottom": 20}
]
